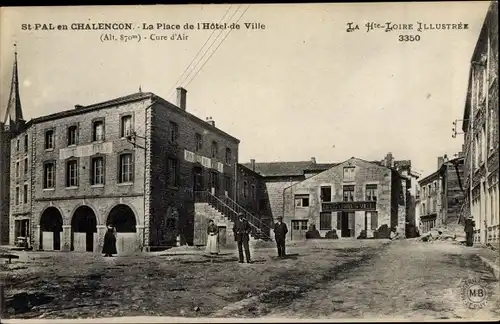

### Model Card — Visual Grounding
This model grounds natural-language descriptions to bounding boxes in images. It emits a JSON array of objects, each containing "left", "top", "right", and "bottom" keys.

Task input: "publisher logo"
[{"left": 461, "top": 278, "right": 488, "bottom": 309}]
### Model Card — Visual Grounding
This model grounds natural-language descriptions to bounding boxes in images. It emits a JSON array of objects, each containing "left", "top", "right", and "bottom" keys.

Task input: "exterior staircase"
[{"left": 194, "top": 191, "right": 272, "bottom": 241}]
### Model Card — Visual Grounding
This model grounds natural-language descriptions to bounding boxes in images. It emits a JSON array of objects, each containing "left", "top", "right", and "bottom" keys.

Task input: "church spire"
[{"left": 4, "top": 44, "right": 24, "bottom": 132}]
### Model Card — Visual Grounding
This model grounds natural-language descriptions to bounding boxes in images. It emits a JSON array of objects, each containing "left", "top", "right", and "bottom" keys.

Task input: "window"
[
  {"left": 422, "top": 186, "right": 426, "bottom": 197},
  {"left": 43, "top": 162, "right": 55, "bottom": 189},
  {"left": 243, "top": 180, "right": 249, "bottom": 198},
  {"left": 45, "top": 130, "right": 54, "bottom": 150},
  {"left": 433, "top": 181, "right": 437, "bottom": 193},
  {"left": 432, "top": 200, "right": 437, "bottom": 212},
  {"left": 91, "top": 157, "right": 105, "bottom": 185},
  {"left": 489, "top": 108, "right": 495, "bottom": 151},
  {"left": 23, "top": 184, "right": 28, "bottom": 204},
  {"left": 169, "top": 121, "right": 179, "bottom": 143},
  {"left": 251, "top": 184, "right": 256, "bottom": 200},
  {"left": 67, "top": 125, "right": 78, "bottom": 146},
  {"left": 15, "top": 161, "right": 20, "bottom": 178},
  {"left": 119, "top": 153, "right": 133, "bottom": 183},
  {"left": 223, "top": 147, "right": 232, "bottom": 165},
  {"left": 211, "top": 141, "right": 218, "bottom": 158},
  {"left": 343, "top": 167, "right": 355, "bottom": 181},
  {"left": 294, "top": 195, "right": 310, "bottom": 207},
  {"left": 320, "top": 186, "right": 332, "bottom": 202},
  {"left": 292, "top": 220, "right": 308, "bottom": 230},
  {"left": 167, "top": 158, "right": 179, "bottom": 187},
  {"left": 16, "top": 138, "right": 20, "bottom": 152},
  {"left": 343, "top": 185, "right": 355, "bottom": 202},
  {"left": 427, "top": 185, "right": 431, "bottom": 196},
  {"left": 320, "top": 212, "right": 332, "bottom": 230},
  {"left": 195, "top": 133, "right": 203, "bottom": 151},
  {"left": 23, "top": 158, "right": 28, "bottom": 175},
  {"left": 365, "top": 184, "right": 378, "bottom": 201},
  {"left": 481, "top": 125, "right": 486, "bottom": 162},
  {"left": 66, "top": 160, "right": 78, "bottom": 187},
  {"left": 15, "top": 187, "right": 20, "bottom": 205},
  {"left": 24, "top": 134, "right": 28, "bottom": 152},
  {"left": 92, "top": 120, "right": 104, "bottom": 142},
  {"left": 121, "top": 115, "right": 133, "bottom": 138}
]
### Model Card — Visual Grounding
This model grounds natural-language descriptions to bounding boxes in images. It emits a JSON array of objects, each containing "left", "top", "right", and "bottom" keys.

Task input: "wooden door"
[{"left": 291, "top": 220, "right": 308, "bottom": 240}]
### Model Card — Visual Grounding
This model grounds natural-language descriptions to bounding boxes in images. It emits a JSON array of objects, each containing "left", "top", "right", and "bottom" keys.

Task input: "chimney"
[
  {"left": 311, "top": 157, "right": 316, "bottom": 164},
  {"left": 176, "top": 87, "right": 187, "bottom": 110},
  {"left": 385, "top": 152, "right": 394, "bottom": 167},
  {"left": 250, "top": 159, "right": 256, "bottom": 171},
  {"left": 206, "top": 116, "right": 215, "bottom": 127},
  {"left": 437, "top": 156, "right": 444, "bottom": 169},
  {"left": 443, "top": 154, "right": 448, "bottom": 163}
]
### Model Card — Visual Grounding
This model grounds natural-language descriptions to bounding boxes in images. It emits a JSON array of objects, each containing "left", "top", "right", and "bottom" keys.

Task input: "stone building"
[
  {"left": 8, "top": 65, "right": 245, "bottom": 252},
  {"left": 241, "top": 157, "right": 332, "bottom": 222},
  {"left": 461, "top": 1, "right": 499, "bottom": 245},
  {"left": 282, "top": 157, "right": 410, "bottom": 240},
  {"left": 418, "top": 154, "right": 465, "bottom": 234},
  {"left": 240, "top": 153, "right": 415, "bottom": 240}
]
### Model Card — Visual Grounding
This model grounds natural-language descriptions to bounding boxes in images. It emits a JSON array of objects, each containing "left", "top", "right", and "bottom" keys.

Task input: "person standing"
[
  {"left": 102, "top": 225, "right": 117, "bottom": 257},
  {"left": 274, "top": 216, "right": 288, "bottom": 258},
  {"left": 464, "top": 217, "right": 475, "bottom": 247},
  {"left": 233, "top": 213, "right": 252, "bottom": 263},
  {"left": 205, "top": 219, "right": 220, "bottom": 255}
]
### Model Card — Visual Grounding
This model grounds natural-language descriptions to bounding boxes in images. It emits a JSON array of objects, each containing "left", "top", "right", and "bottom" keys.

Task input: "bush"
[{"left": 325, "top": 229, "right": 339, "bottom": 239}]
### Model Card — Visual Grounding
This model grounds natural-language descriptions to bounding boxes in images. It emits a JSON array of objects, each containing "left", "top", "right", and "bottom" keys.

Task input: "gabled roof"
[{"left": 242, "top": 161, "right": 314, "bottom": 177}]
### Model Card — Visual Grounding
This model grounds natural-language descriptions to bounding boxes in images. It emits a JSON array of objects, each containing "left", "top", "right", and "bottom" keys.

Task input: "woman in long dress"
[
  {"left": 102, "top": 225, "right": 117, "bottom": 257},
  {"left": 205, "top": 220, "right": 220, "bottom": 255}
]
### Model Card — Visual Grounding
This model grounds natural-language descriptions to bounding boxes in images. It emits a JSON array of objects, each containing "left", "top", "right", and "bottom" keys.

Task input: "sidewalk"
[{"left": 474, "top": 244, "right": 500, "bottom": 280}]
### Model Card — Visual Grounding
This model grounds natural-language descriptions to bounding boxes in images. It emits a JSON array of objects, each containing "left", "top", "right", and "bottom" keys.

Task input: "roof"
[
  {"left": 418, "top": 156, "right": 465, "bottom": 184},
  {"left": 237, "top": 163, "right": 263, "bottom": 178},
  {"left": 31, "top": 92, "right": 152, "bottom": 124},
  {"left": 303, "top": 163, "right": 339, "bottom": 172},
  {"left": 243, "top": 157, "right": 413, "bottom": 178},
  {"left": 242, "top": 161, "right": 314, "bottom": 177},
  {"left": 23, "top": 91, "right": 240, "bottom": 143}
]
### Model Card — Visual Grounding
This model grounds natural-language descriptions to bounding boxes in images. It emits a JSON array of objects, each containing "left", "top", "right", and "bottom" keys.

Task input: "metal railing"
[{"left": 194, "top": 191, "right": 271, "bottom": 240}]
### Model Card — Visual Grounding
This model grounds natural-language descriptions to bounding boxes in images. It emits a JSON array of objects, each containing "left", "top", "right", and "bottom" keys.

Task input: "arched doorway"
[
  {"left": 71, "top": 206, "right": 98, "bottom": 252},
  {"left": 107, "top": 204, "right": 137, "bottom": 253},
  {"left": 39, "top": 207, "right": 63, "bottom": 251}
]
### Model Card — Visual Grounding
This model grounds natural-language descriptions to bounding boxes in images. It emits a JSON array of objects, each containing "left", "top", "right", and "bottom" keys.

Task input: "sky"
[{"left": 0, "top": 2, "right": 492, "bottom": 182}]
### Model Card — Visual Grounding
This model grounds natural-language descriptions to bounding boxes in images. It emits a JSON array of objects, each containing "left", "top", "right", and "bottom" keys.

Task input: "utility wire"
[
  {"left": 166, "top": 5, "right": 236, "bottom": 99},
  {"left": 168, "top": 5, "right": 242, "bottom": 101},
  {"left": 184, "top": 4, "right": 251, "bottom": 89}
]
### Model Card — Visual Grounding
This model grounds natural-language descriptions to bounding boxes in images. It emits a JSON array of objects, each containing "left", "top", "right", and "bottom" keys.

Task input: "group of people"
[
  {"left": 101, "top": 213, "right": 290, "bottom": 260},
  {"left": 206, "top": 212, "right": 288, "bottom": 263}
]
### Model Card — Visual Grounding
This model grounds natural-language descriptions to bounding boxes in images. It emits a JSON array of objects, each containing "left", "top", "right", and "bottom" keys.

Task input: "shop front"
[{"left": 321, "top": 201, "right": 378, "bottom": 238}]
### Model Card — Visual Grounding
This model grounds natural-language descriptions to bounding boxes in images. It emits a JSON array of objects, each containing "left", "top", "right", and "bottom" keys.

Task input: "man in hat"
[
  {"left": 274, "top": 216, "right": 288, "bottom": 258},
  {"left": 233, "top": 212, "right": 252, "bottom": 263}
]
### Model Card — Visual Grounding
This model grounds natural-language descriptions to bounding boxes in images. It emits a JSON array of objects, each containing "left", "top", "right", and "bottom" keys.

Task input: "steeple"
[{"left": 4, "top": 44, "right": 24, "bottom": 133}]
